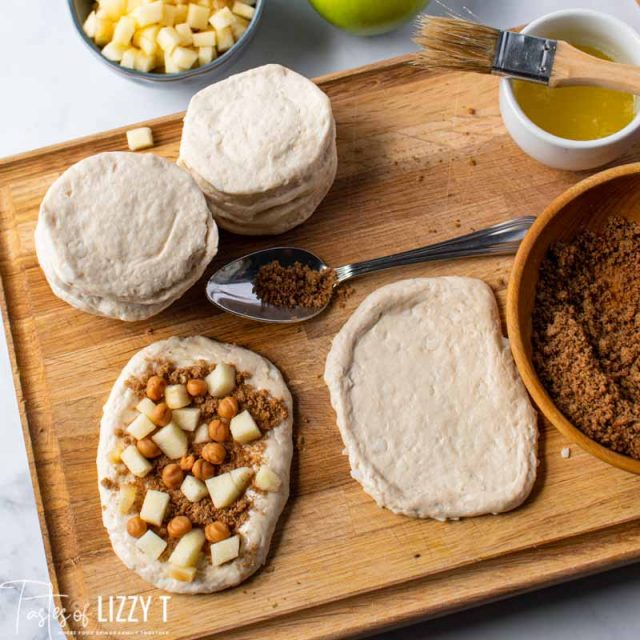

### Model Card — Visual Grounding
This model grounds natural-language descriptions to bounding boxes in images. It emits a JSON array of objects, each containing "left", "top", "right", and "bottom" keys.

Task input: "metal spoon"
[{"left": 206, "top": 216, "right": 535, "bottom": 324}]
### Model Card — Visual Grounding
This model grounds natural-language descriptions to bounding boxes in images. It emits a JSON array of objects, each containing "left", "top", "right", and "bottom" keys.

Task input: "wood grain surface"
[{"left": 2, "top": 55, "right": 640, "bottom": 640}]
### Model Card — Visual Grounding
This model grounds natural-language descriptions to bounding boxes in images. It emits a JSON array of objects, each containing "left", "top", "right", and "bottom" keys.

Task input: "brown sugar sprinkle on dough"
[
  {"left": 532, "top": 217, "right": 640, "bottom": 459},
  {"left": 253, "top": 260, "right": 337, "bottom": 309},
  {"left": 236, "top": 384, "right": 289, "bottom": 431},
  {"left": 101, "top": 478, "right": 118, "bottom": 491}
]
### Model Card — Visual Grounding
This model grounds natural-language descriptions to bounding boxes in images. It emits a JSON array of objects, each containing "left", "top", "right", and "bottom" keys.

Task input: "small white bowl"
[{"left": 499, "top": 9, "right": 640, "bottom": 171}]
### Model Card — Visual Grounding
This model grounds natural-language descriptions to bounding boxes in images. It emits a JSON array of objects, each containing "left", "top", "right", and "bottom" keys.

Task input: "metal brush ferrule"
[{"left": 493, "top": 31, "right": 556, "bottom": 84}]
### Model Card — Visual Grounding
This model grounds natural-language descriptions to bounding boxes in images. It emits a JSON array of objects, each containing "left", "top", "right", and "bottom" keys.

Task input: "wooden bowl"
[{"left": 507, "top": 162, "right": 640, "bottom": 474}]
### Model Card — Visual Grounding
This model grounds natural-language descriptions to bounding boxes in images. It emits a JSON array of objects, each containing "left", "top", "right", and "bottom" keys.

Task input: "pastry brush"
[{"left": 413, "top": 16, "right": 640, "bottom": 93}]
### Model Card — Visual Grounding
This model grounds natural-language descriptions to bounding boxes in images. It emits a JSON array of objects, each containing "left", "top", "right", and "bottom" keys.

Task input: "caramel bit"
[
  {"left": 532, "top": 217, "right": 640, "bottom": 459},
  {"left": 253, "top": 260, "right": 337, "bottom": 309}
]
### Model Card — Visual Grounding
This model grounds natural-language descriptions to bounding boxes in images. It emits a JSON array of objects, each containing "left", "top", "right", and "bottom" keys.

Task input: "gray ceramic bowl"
[{"left": 68, "top": 0, "right": 264, "bottom": 83}]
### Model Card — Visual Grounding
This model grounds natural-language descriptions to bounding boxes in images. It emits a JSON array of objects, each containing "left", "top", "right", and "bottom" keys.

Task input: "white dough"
[
  {"left": 179, "top": 64, "right": 335, "bottom": 196},
  {"left": 35, "top": 152, "right": 218, "bottom": 318},
  {"left": 97, "top": 337, "right": 293, "bottom": 593},
  {"left": 324, "top": 277, "right": 538, "bottom": 520},
  {"left": 178, "top": 65, "right": 337, "bottom": 235}
]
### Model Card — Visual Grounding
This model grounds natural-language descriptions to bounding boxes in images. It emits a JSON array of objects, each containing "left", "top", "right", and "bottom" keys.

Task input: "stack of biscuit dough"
[
  {"left": 179, "top": 64, "right": 337, "bottom": 235},
  {"left": 35, "top": 152, "right": 219, "bottom": 322}
]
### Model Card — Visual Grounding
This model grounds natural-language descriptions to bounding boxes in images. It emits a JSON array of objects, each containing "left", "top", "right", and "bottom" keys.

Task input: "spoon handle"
[{"left": 334, "top": 216, "right": 535, "bottom": 283}]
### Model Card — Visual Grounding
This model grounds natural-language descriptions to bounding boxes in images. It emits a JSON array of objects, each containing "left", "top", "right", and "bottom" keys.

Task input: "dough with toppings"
[
  {"left": 98, "top": 336, "right": 293, "bottom": 593},
  {"left": 324, "top": 277, "right": 537, "bottom": 520}
]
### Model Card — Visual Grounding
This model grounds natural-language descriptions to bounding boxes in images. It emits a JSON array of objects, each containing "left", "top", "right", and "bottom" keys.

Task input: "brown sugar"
[
  {"left": 532, "top": 216, "right": 640, "bottom": 458},
  {"left": 253, "top": 260, "right": 337, "bottom": 309}
]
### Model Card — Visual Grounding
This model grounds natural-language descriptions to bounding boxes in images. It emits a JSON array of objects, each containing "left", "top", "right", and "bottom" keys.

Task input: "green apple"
[{"left": 308, "top": 0, "right": 430, "bottom": 36}]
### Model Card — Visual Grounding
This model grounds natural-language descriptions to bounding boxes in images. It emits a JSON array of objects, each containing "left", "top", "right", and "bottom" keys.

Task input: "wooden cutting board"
[{"left": 3, "top": 55, "right": 640, "bottom": 640}]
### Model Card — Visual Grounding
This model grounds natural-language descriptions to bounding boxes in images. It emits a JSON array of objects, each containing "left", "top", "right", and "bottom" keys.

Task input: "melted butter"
[{"left": 512, "top": 44, "right": 636, "bottom": 141}]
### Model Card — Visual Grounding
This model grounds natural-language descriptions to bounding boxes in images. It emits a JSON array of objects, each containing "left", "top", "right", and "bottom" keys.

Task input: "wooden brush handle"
[{"left": 550, "top": 41, "right": 640, "bottom": 94}]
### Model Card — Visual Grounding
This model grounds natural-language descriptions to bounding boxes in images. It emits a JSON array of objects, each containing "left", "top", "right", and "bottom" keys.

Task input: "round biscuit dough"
[
  {"left": 179, "top": 64, "right": 335, "bottom": 198},
  {"left": 37, "top": 152, "right": 218, "bottom": 305}
]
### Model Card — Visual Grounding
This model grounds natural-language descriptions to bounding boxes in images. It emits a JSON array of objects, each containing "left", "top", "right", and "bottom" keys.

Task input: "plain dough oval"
[
  {"left": 97, "top": 336, "right": 293, "bottom": 593},
  {"left": 324, "top": 277, "right": 538, "bottom": 521}
]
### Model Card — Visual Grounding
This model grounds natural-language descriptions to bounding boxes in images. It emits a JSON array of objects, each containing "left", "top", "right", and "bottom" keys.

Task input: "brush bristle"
[{"left": 413, "top": 16, "right": 501, "bottom": 73}]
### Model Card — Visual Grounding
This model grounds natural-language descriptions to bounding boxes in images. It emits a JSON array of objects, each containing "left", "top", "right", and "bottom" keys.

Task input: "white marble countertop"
[{"left": 2, "top": 0, "right": 640, "bottom": 638}]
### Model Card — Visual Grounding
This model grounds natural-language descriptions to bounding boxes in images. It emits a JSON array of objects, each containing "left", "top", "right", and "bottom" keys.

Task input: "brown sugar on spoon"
[
  {"left": 532, "top": 216, "right": 640, "bottom": 458},
  {"left": 253, "top": 260, "right": 337, "bottom": 309}
]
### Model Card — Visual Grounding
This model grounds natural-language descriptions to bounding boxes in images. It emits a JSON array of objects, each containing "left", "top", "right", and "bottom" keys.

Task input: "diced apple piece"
[
  {"left": 211, "top": 534, "right": 239, "bottom": 566},
  {"left": 94, "top": 18, "right": 115, "bottom": 46},
  {"left": 209, "top": 6, "right": 234, "bottom": 30},
  {"left": 158, "top": 26, "right": 182, "bottom": 52},
  {"left": 121, "top": 445, "right": 153, "bottom": 477},
  {"left": 83, "top": 11, "right": 97, "bottom": 38},
  {"left": 193, "top": 422, "right": 211, "bottom": 444},
  {"left": 215, "top": 26, "right": 234, "bottom": 52},
  {"left": 185, "top": 3, "right": 208, "bottom": 30},
  {"left": 139, "top": 37, "right": 158, "bottom": 56},
  {"left": 205, "top": 363, "right": 236, "bottom": 397},
  {"left": 141, "top": 24, "right": 160, "bottom": 41},
  {"left": 255, "top": 465, "right": 281, "bottom": 492},
  {"left": 165, "top": 384, "right": 191, "bottom": 409},
  {"left": 133, "top": 24, "right": 159, "bottom": 47},
  {"left": 206, "top": 472, "right": 237, "bottom": 508},
  {"left": 232, "top": 2, "right": 255, "bottom": 20},
  {"left": 118, "top": 484, "right": 137, "bottom": 514},
  {"left": 113, "top": 15, "right": 137, "bottom": 46},
  {"left": 108, "top": 445, "right": 123, "bottom": 464},
  {"left": 161, "top": 4, "right": 178, "bottom": 26},
  {"left": 206, "top": 466, "right": 251, "bottom": 508},
  {"left": 173, "top": 46, "right": 198, "bottom": 69},
  {"left": 175, "top": 23, "right": 193, "bottom": 46},
  {"left": 198, "top": 46, "right": 216, "bottom": 66},
  {"left": 120, "top": 47, "right": 139, "bottom": 69},
  {"left": 152, "top": 422, "right": 188, "bottom": 459},
  {"left": 230, "top": 15, "right": 248, "bottom": 40},
  {"left": 127, "top": 412, "right": 156, "bottom": 439},
  {"left": 140, "top": 489, "right": 170, "bottom": 526},
  {"left": 136, "top": 397, "right": 157, "bottom": 418},
  {"left": 136, "top": 530, "right": 167, "bottom": 560},
  {"left": 135, "top": 50, "right": 156, "bottom": 72},
  {"left": 180, "top": 475, "right": 208, "bottom": 502},
  {"left": 172, "top": 407, "right": 200, "bottom": 432},
  {"left": 175, "top": 4, "right": 188, "bottom": 22},
  {"left": 167, "top": 564, "right": 197, "bottom": 582},
  {"left": 169, "top": 528, "right": 205, "bottom": 567},
  {"left": 230, "top": 410, "right": 261, "bottom": 444},
  {"left": 127, "top": 0, "right": 145, "bottom": 11},
  {"left": 100, "top": 0, "right": 127, "bottom": 21},
  {"left": 164, "top": 50, "right": 181, "bottom": 73},
  {"left": 132, "top": 0, "right": 163, "bottom": 27},
  {"left": 127, "top": 126, "right": 155, "bottom": 151},
  {"left": 230, "top": 466, "right": 253, "bottom": 488},
  {"left": 192, "top": 29, "right": 216, "bottom": 47}
]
